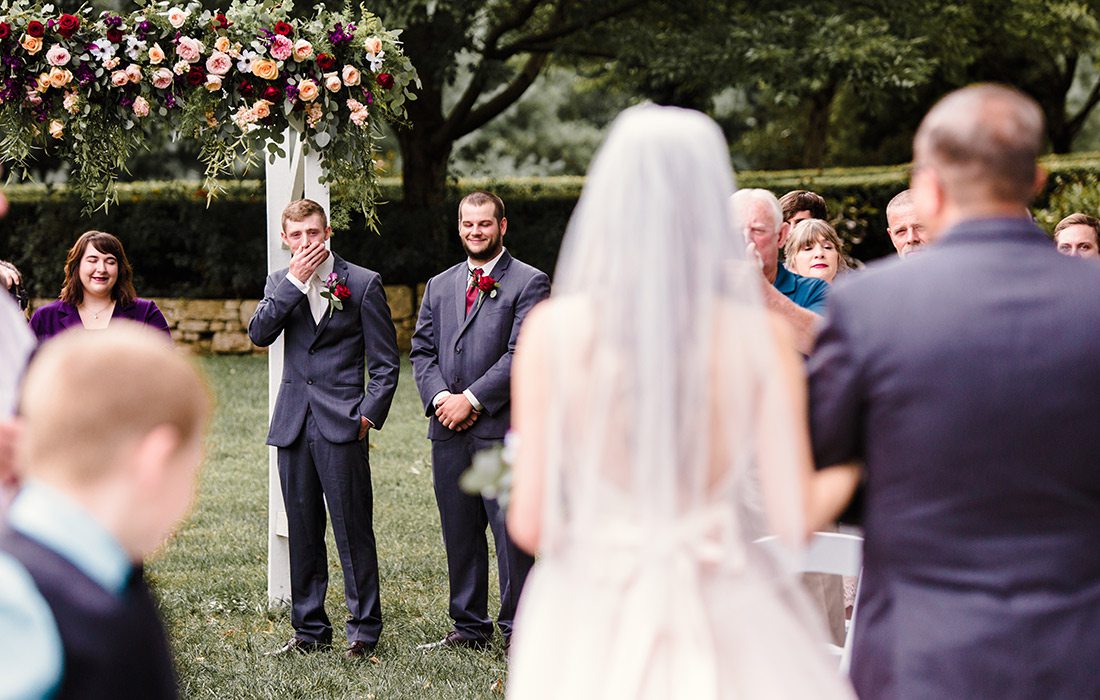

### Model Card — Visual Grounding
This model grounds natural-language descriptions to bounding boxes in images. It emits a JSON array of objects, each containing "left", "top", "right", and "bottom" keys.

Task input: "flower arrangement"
[
  {"left": 0, "top": 0, "right": 419, "bottom": 230},
  {"left": 319, "top": 270, "right": 350, "bottom": 316}
]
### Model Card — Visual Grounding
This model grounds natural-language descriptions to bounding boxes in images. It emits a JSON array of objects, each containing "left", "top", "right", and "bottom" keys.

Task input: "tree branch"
[
  {"left": 1067, "top": 66, "right": 1100, "bottom": 135},
  {"left": 454, "top": 52, "right": 551, "bottom": 138},
  {"left": 488, "top": 0, "right": 649, "bottom": 60}
]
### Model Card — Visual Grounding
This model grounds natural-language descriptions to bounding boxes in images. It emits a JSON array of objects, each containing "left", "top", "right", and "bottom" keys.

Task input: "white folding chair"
[{"left": 757, "top": 531, "right": 864, "bottom": 675}]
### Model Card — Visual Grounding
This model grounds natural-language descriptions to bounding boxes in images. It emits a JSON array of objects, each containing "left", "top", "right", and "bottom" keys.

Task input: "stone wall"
[{"left": 33, "top": 284, "right": 425, "bottom": 354}]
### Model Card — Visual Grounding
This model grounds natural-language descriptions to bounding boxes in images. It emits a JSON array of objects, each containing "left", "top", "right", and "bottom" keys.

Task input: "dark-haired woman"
[{"left": 30, "top": 231, "right": 170, "bottom": 342}]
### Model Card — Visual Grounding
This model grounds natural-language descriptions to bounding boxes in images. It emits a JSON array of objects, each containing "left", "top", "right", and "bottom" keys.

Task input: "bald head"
[
  {"left": 19, "top": 323, "right": 210, "bottom": 485},
  {"left": 913, "top": 84, "right": 1045, "bottom": 208}
]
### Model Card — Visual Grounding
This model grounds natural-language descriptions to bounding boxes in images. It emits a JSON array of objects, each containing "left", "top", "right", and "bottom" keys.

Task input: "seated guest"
[
  {"left": 784, "top": 219, "right": 849, "bottom": 284},
  {"left": 0, "top": 324, "right": 210, "bottom": 698},
  {"left": 30, "top": 231, "right": 170, "bottom": 342},
  {"left": 1053, "top": 213, "right": 1100, "bottom": 259},
  {"left": 779, "top": 189, "right": 828, "bottom": 229},
  {"left": 885, "top": 189, "right": 927, "bottom": 257}
]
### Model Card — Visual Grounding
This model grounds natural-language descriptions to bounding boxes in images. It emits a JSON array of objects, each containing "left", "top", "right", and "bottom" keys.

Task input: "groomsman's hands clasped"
[{"left": 435, "top": 392, "right": 479, "bottom": 432}]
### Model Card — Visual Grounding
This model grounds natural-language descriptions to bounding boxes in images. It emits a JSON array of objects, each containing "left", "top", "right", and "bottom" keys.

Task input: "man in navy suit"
[
  {"left": 411, "top": 191, "right": 550, "bottom": 652},
  {"left": 809, "top": 84, "right": 1100, "bottom": 698},
  {"left": 249, "top": 199, "right": 399, "bottom": 659}
]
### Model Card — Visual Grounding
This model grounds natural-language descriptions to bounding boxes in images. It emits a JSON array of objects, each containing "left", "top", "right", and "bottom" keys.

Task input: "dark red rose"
[
  {"left": 186, "top": 65, "right": 204, "bottom": 86},
  {"left": 273, "top": 21, "right": 293, "bottom": 37},
  {"left": 262, "top": 85, "right": 281, "bottom": 102},
  {"left": 0, "top": 22, "right": 10, "bottom": 40},
  {"left": 57, "top": 13, "right": 79, "bottom": 38},
  {"left": 238, "top": 79, "right": 254, "bottom": 97},
  {"left": 334, "top": 284, "right": 351, "bottom": 301},
  {"left": 376, "top": 72, "right": 394, "bottom": 89},
  {"left": 477, "top": 275, "right": 496, "bottom": 293},
  {"left": 213, "top": 13, "right": 230, "bottom": 29},
  {"left": 26, "top": 20, "right": 45, "bottom": 37},
  {"left": 315, "top": 52, "right": 336, "bottom": 72},
  {"left": 106, "top": 27, "right": 123, "bottom": 43}
]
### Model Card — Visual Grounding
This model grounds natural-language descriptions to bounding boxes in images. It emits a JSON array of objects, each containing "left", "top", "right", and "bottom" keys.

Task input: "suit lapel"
[
  {"left": 312, "top": 255, "right": 345, "bottom": 342},
  {"left": 454, "top": 263, "right": 469, "bottom": 327},
  {"left": 457, "top": 251, "right": 513, "bottom": 339}
]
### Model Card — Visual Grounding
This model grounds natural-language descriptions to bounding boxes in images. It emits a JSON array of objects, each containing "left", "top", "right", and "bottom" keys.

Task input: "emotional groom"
[
  {"left": 248, "top": 199, "right": 399, "bottom": 659},
  {"left": 411, "top": 191, "right": 550, "bottom": 653}
]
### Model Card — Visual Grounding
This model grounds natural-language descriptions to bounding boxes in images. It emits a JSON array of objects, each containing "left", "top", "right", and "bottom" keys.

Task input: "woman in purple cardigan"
[{"left": 30, "top": 231, "right": 171, "bottom": 342}]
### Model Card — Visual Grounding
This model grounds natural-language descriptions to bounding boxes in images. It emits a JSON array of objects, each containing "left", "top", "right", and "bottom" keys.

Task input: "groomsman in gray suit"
[
  {"left": 249, "top": 199, "right": 399, "bottom": 659},
  {"left": 411, "top": 191, "right": 550, "bottom": 652}
]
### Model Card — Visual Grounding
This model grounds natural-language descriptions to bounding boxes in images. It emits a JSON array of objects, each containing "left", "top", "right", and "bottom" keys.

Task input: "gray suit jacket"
[
  {"left": 809, "top": 218, "right": 1100, "bottom": 699},
  {"left": 249, "top": 254, "right": 399, "bottom": 446},
  {"left": 410, "top": 250, "right": 550, "bottom": 440}
]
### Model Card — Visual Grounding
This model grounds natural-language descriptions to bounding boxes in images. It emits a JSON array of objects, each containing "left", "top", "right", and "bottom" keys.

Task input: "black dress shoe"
[
  {"left": 416, "top": 630, "right": 490, "bottom": 651},
  {"left": 345, "top": 640, "right": 376, "bottom": 659},
  {"left": 266, "top": 637, "right": 332, "bottom": 656}
]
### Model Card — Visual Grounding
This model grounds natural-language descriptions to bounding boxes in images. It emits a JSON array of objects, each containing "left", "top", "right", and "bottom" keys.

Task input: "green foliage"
[{"left": 154, "top": 356, "right": 510, "bottom": 698}]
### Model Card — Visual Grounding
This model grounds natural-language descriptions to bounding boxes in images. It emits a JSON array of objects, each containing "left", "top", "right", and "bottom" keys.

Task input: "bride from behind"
[{"left": 506, "top": 105, "right": 856, "bottom": 699}]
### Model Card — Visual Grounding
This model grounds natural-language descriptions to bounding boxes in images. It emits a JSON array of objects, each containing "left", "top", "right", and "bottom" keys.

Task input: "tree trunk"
[{"left": 801, "top": 81, "right": 837, "bottom": 169}]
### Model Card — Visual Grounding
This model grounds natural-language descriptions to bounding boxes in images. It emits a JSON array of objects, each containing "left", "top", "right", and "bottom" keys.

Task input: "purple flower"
[
  {"left": 76, "top": 65, "right": 95, "bottom": 84},
  {"left": 163, "top": 92, "right": 177, "bottom": 108},
  {"left": 285, "top": 83, "right": 299, "bottom": 100},
  {"left": 328, "top": 22, "right": 356, "bottom": 45},
  {"left": 104, "top": 14, "right": 124, "bottom": 28},
  {"left": 119, "top": 95, "right": 134, "bottom": 108},
  {"left": 361, "top": 88, "right": 374, "bottom": 105}
]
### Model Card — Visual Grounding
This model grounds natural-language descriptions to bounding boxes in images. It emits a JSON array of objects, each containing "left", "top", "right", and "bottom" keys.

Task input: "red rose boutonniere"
[
  {"left": 320, "top": 272, "right": 351, "bottom": 317},
  {"left": 476, "top": 273, "right": 500, "bottom": 300}
]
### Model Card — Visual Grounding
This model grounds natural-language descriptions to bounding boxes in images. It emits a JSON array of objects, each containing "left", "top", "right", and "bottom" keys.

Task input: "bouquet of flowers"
[{"left": 0, "top": 0, "right": 419, "bottom": 229}]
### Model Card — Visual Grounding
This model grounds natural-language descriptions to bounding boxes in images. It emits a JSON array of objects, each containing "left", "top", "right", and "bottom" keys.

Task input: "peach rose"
[
  {"left": 133, "top": 96, "right": 150, "bottom": 117},
  {"left": 166, "top": 7, "right": 189, "bottom": 29},
  {"left": 292, "top": 38, "right": 313, "bottom": 61},
  {"left": 364, "top": 37, "right": 382, "bottom": 55},
  {"left": 152, "top": 67, "right": 174, "bottom": 89},
  {"left": 204, "top": 74, "right": 223, "bottom": 92},
  {"left": 214, "top": 36, "right": 231, "bottom": 54},
  {"left": 252, "top": 99, "right": 272, "bottom": 119},
  {"left": 125, "top": 64, "right": 142, "bottom": 83},
  {"left": 21, "top": 35, "right": 43, "bottom": 55},
  {"left": 251, "top": 58, "right": 279, "bottom": 81},
  {"left": 48, "top": 67, "right": 73, "bottom": 89},
  {"left": 35, "top": 73, "right": 50, "bottom": 93},
  {"left": 297, "top": 79, "right": 319, "bottom": 102},
  {"left": 176, "top": 36, "right": 203, "bottom": 63},
  {"left": 148, "top": 43, "right": 165, "bottom": 64},
  {"left": 110, "top": 70, "right": 128, "bottom": 87},
  {"left": 341, "top": 65, "right": 360, "bottom": 87},
  {"left": 49, "top": 119, "right": 64, "bottom": 139},
  {"left": 46, "top": 45, "right": 70, "bottom": 66},
  {"left": 206, "top": 51, "right": 232, "bottom": 75},
  {"left": 324, "top": 72, "right": 342, "bottom": 93}
]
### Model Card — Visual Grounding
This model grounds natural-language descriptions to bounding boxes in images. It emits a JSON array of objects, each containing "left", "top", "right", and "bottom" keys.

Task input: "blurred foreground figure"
[
  {"left": 506, "top": 104, "right": 855, "bottom": 700},
  {"left": 809, "top": 83, "right": 1100, "bottom": 699},
  {"left": 0, "top": 324, "right": 210, "bottom": 699}
]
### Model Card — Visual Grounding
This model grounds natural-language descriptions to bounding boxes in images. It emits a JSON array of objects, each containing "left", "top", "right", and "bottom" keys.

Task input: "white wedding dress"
[{"left": 504, "top": 105, "right": 855, "bottom": 700}]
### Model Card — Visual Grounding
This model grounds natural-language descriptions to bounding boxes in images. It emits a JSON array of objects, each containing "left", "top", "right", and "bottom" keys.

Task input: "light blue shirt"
[{"left": 0, "top": 480, "right": 132, "bottom": 700}]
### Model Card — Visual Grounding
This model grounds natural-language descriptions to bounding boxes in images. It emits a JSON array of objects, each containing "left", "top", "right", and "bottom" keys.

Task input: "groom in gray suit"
[
  {"left": 809, "top": 84, "right": 1100, "bottom": 698},
  {"left": 249, "top": 199, "right": 399, "bottom": 659},
  {"left": 411, "top": 191, "right": 550, "bottom": 652}
]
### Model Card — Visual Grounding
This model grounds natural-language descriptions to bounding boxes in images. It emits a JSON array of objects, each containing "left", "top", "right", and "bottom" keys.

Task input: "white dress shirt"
[{"left": 285, "top": 253, "right": 335, "bottom": 324}]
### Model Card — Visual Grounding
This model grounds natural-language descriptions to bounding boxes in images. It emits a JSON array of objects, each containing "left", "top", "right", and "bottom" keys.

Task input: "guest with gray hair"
[{"left": 885, "top": 189, "right": 927, "bottom": 257}]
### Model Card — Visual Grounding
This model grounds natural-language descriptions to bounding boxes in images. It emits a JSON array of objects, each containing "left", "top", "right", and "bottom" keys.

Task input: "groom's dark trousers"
[
  {"left": 411, "top": 250, "right": 550, "bottom": 641},
  {"left": 249, "top": 254, "right": 399, "bottom": 645}
]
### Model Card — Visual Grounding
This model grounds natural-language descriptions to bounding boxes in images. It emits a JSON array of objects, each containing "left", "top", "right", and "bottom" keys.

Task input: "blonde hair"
[
  {"left": 783, "top": 219, "right": 849, "bottom": 273},
  {"left": 19, "top": 323, "right": 211, "bottom": 484}
]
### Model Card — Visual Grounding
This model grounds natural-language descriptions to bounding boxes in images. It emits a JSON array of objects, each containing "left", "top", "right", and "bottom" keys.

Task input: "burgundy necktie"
[{"left": 465, "top": 268, "right": 483, "bottom": 315}]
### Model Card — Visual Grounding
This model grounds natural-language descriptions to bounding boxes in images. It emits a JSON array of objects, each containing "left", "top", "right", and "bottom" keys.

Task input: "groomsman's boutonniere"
[
  {"left": 476, "top": 274, "right": 500, "bottom": 300},
  {"left": 320, "top": 272, "right": 352, "bottom": 317}
]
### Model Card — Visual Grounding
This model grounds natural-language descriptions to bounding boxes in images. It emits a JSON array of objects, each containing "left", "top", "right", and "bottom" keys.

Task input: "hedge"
[{"left": 2, "top": 154, "right": 1096, "bottom": 299}]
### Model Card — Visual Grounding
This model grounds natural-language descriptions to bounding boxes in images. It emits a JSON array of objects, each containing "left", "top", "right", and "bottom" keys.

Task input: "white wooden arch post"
[{"left": 264, "top": 129, "right": 330, "bottom": 606}]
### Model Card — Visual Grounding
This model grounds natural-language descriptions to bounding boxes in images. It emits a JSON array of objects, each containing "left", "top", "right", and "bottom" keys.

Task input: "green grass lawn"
[{"left": 149, "top": 355, "right": 508, "bottom": 699}]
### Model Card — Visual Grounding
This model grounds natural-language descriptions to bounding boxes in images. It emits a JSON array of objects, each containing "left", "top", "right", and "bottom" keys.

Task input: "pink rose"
[
  {"left": 125, "top": 64, "right": 142, "bottom": 83},
  {"left": 166, "top": 7, "right": 189, "bottom": 29},
  {"left": 173, "top": 60, "right": 189, "bottom": 75},
  {"left": 133, "top": 96, "right": 150, "bottom": 117},
  {"left": 148, "top": 43, "right": 165, "bottom": 64},
  {"left": 341, "top": 65, "right": 360, "bottom": 86},
  {"left": 103, "top": 57, "right": 120, "bottom": 70},
  {"left": 152, "top": 67, "right": 174, "bottom": 89},
  {"left": 297, "top": 79, "right": 319, "bottom": 102},
  {"left": 110, "top": 70, "right": 128, "bottom": 87},
  {"left": 176, "top": 36, "right": 203, "bottom": 63},
  {"left": 63, "top": 91, "right": 80, "bottom": 113},
  {"left": 269, "top": 34, "right": 292, "bottom": 61},
  {"left": 205, "top": 51, "right": 232, "bottom": 75},
  {"left": 292, "top": 38, "right": 313, "bottom": 61},
  {"left": 46, "top": 45, "right": 70, "bottom": 67},
  {"left": 364, "top": 37, "right": 382, "bottom": 55}
]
